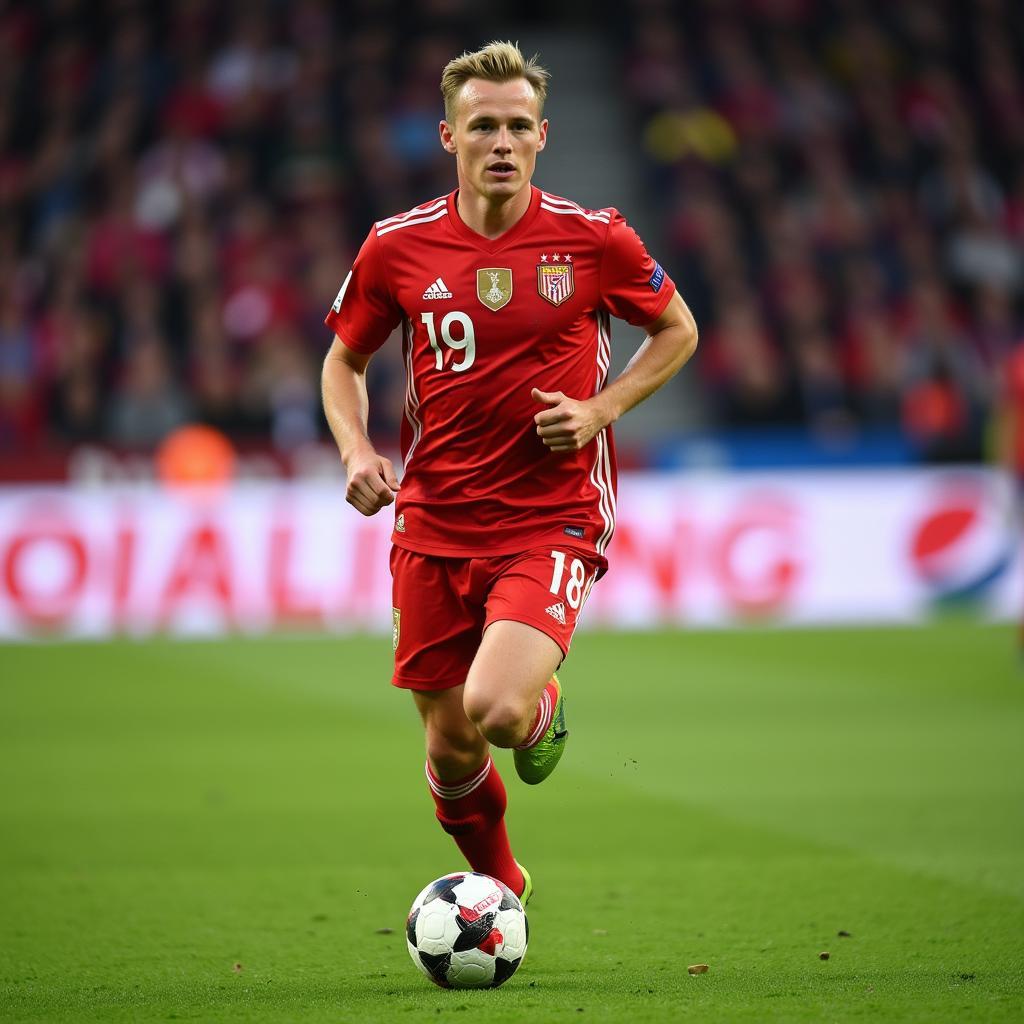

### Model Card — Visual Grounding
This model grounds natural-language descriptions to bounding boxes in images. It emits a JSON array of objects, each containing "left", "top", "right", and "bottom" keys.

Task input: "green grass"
[{"left": 1, "top": 623, "right": 1023, "bottom": 1022}]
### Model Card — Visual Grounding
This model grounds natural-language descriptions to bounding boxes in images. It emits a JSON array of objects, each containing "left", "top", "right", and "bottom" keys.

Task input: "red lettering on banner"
[
  {"left": 159, "top": 521, "right": 235, "bottom": 627},
  {"left": 711, "top": 500, "right": 801, "bottom": 615},
  {"left": 3, "top": 525, "right": 88, "bottom": 628},
  {"left": 269, "top": 524, "right": 322, "bottom": 625},
  {"left": 605, "top": 519, "right": 694, "bottom": 610},
  {"left": 111, "top": 524, "right": 136, "bottom": 629},
  {"left": 335, "top": 523, "right": 383, "bottom": 619}
]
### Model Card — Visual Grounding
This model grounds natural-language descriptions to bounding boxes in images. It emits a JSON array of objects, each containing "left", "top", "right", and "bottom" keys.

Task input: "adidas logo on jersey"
[
  {"left": 545, "top": 601, "right": 566, "bottom": 626},
  {"left": 422, "top": 277, "right": 453, "bottom": 300}
]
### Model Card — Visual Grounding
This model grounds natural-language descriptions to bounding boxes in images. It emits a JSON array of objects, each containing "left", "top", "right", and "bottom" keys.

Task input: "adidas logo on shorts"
[
  {"left": 422, "top": 277, "right": 453, "bottom": 300},
  {"left": 545, "top": 601, "right": 566, "bottom": 626}
]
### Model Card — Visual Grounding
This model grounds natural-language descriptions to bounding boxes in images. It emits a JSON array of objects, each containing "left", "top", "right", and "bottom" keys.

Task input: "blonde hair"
[{"left": 440, "top": 40, "right": 549, "bottom": 123}]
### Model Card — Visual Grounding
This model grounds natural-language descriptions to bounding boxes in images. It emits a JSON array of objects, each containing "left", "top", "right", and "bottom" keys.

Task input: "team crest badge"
[
  {"left": 392, "top": 607, "right": 401, "bottom": 652},
  {"left": 476, "top": 268, "right": 512, "bottom": 311},
  {"left": 537, "top": 263, "right": 574, "bottom": 306}
]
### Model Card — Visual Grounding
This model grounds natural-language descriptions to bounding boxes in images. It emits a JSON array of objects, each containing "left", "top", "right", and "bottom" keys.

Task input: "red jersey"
[{"left": 325, "top": 185, "right": 676, "bottom": 561}]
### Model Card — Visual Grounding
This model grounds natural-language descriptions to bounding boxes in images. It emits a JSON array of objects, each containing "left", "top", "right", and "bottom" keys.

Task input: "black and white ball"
[{"left": 406, "top": 871, "right": 528, "bottom": 989}]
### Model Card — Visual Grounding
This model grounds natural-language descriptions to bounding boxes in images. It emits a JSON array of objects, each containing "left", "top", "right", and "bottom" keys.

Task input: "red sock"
[
  {"left": 515, "top": 678, "right": 558, "bottom": 750},
  {"left": 426, "top": 757, "right": 524, "bottom": 895}
]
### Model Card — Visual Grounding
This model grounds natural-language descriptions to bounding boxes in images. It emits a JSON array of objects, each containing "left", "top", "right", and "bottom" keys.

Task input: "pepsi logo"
[{"left": 909, "top": 488, "right": 1014, "bottom": 603}]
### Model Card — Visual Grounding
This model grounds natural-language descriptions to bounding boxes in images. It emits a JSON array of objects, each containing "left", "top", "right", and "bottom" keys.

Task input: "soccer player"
[{"left": 321, "top": 41, "right": 698, "bottom": 903}]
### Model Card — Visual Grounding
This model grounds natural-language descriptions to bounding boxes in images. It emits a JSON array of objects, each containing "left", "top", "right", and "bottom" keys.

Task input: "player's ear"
[
  {"left": 439, "top": 121, "right": 457, "bottom": 154},
  {"left": 536, "top": 118, "right": 548, "bottom": 152}
]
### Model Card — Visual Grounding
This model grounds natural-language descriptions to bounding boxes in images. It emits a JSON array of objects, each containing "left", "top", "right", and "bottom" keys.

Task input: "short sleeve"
[
  {"left": 599, "top": 211, "right": 676, "bottom": 327},
  {"left": 324, "top": 228, "right": 402, "bottom": 354}
]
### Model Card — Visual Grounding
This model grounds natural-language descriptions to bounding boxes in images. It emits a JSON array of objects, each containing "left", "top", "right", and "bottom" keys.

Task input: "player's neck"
[{"left": 456, "top": 184, "right": 533, "bottom": 240}]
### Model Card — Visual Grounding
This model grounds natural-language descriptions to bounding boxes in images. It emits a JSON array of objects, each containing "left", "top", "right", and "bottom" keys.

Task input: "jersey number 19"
[{"left": 421, "top": 311, "right": 476, "bottom": 373}]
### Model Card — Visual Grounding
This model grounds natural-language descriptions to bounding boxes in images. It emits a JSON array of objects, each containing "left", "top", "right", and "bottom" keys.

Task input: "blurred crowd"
[
  {"left": 619, "top": 0, "right": 1023, "bottom": 461},
  {"left": 0, "top": 0, "right": 477, "bottom": 459},
  {"left": 0, "top": 0, "right": 1021, "bottom": 467}
]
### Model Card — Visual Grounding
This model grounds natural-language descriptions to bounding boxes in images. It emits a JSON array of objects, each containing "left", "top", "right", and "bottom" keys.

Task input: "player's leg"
[
  {"left": 462, "top": 619, "right": 562, "bottom": 748},
  {"left": 462, "top": 620, "right": 567, "bottom": 786},
  {"left": 414, "top": 685, "right": 525, "bottom": 897},
  {"left": 415, "top": 683, "right": 488, "bottom": 779},
  {"left": 390, "top": 546, "right": 525, "bottom": 896},
  {"left": 464, "top": 547, "right": 601, "bottom": 783}
]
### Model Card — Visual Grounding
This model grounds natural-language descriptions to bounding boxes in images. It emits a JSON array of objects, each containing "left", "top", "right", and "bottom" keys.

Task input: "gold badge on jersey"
[
  {"left": 392, "top": 607, "right": 401, "bottom": 652},
  {"left": 537, "top": 263, "right": 574, "bottom": 306},
  {"left": 476, "top": 268, "right": 513, "bottom": 311}
]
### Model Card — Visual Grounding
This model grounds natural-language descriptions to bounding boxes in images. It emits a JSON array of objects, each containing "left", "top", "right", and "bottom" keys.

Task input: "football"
[{"left": 406, "top": 871, "right": 529, "bottom": 989}]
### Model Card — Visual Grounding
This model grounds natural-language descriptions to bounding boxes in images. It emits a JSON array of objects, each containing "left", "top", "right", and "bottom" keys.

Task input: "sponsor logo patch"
[
  {"left": 649, "top": 262, "right": 665, "bottom": 293},
  {"left": 476, "top": 268, "right": 513, "bottom": 311},
  {"left": 563, "top": 525, "right": 585, "bottom": 539},
  {"left": 395, "top": 513, "right": 406, "bottom": 533},
  {"left": 537, "top": 263, "right": 574, "bottom": 306},
  {"left": 545, "top": 601, "right": 566, "bottom": 626},
  {"left": 422, "top": 277, "right": 453, "bottom": 300}
]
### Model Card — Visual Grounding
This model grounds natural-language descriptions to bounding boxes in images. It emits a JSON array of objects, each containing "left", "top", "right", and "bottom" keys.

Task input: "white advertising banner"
[{"left": 0, "top": 470, "right": 1019, "bottom": 639}]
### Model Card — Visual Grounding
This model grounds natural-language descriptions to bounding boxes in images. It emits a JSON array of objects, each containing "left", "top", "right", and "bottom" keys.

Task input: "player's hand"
[
  {"left": 345, "top": 449, "right": 400, "bottom": 516},
  {"left": 531, "top": 388, "right": 609, "bottom": 453}
]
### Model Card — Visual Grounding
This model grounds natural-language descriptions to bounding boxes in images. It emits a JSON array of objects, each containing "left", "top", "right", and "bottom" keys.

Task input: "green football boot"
[
  {"left": 513, "top": 675, "right": 567, "bottom": 785},
  {"left": 517, "top": 861, "right": 533, "bottom": 907}
]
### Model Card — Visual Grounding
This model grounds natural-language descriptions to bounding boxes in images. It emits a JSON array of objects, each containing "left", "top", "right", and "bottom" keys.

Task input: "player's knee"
[
  {"left": 425, "top": 723, "right": 486, "bottom": 778},
  {"left": 465, "top": 696, "right": 528, "bottom": 748}
]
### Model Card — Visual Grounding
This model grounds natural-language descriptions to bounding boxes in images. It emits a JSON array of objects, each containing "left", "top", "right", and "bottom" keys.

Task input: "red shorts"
[{"left": 389, "top": 544, "right": 602, "bottom": 692}]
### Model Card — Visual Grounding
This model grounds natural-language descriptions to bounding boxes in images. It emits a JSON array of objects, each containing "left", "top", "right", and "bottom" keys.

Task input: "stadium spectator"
[{"left": 107, "top": 334, "right": 191, "bottom": 448}]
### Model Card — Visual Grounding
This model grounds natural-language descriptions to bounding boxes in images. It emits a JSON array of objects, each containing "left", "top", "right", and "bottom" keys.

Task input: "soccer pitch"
[{"left": 1, "top": 624, "right": 1022, "bottom": 1023}]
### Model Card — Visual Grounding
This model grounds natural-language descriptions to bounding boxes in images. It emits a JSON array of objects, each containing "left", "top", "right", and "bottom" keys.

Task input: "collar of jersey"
[{"left": 446, "top": 185, "right": 543, "bottom": 252}]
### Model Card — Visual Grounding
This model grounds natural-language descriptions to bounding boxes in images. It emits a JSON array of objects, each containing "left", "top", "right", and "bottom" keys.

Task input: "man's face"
[{"left": 440, "top": 77, "right": 547, "bottom": 201}]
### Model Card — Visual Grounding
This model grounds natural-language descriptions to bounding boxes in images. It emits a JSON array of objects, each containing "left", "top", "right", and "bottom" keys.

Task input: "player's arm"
[
  {"left": 321, "top": 335, "right": 400, "bottom": 516},
  {"left": 533, "top": 290, "right": 698, "bottom": 453}
]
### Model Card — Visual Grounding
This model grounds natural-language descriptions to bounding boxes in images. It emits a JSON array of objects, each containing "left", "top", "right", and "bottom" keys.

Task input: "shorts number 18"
[{"left": 549, "top": 550, "right": 586, "bottom": 609}]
